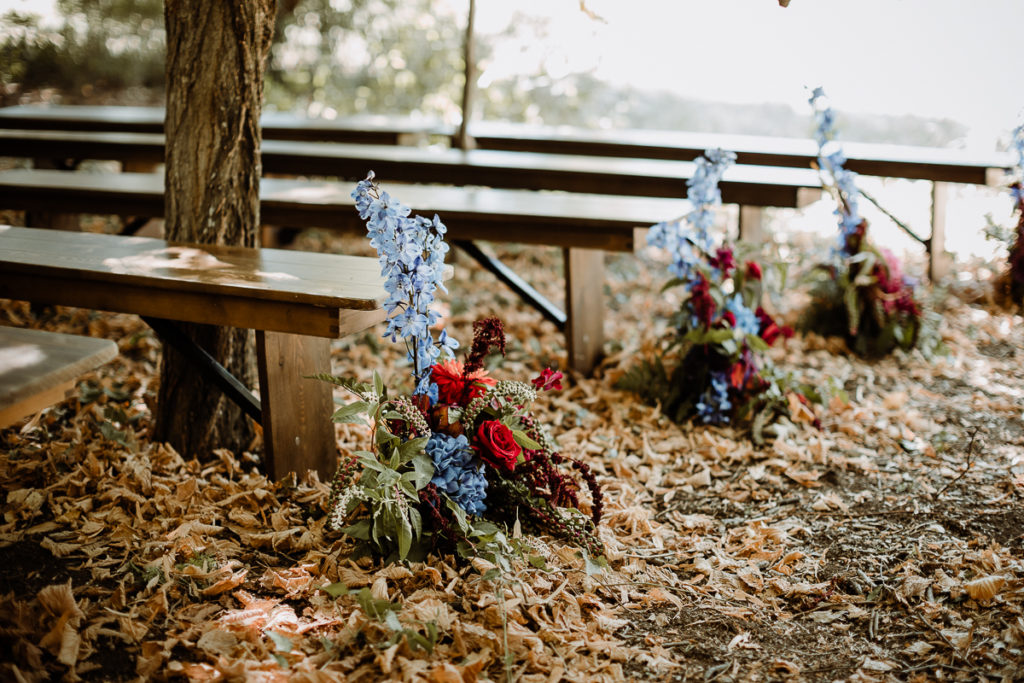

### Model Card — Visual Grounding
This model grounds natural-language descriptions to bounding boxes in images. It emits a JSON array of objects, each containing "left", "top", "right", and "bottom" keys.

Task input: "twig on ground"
[{"left": 937, "top": 427, "right": 980, "bottom": 496}]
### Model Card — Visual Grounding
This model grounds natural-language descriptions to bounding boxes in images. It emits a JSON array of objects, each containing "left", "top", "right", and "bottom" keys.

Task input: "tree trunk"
[{"left": 155, "top": 0, "right": 276, "bottom": 457}]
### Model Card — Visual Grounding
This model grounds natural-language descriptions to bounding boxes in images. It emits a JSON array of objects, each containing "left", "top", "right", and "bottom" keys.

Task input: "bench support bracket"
[
  {"left": 142, "top": 316, "right": 262, "bottom": 424},
  {"left": 454, "top": 240, "right": 567, "bottom": 329}
]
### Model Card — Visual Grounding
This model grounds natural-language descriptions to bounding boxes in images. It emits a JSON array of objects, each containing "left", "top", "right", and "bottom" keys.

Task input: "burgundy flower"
[
  {"left": 690, "top": 275, "right": 716, "bottom": 329},
  {"left": 722, "top": 311, "right": 737, "bottom": 328},
  {"left": 475, "top": 420, "right": 521, "bottom": 471},
  {"left": 709, "top": 247, "right": 736, "bottom": 276},
  {"left": 464, "top": 317, "right": 507, "bottom": 374},
  {"left": 745, "top": 260, "right": 763, "bottom": 281},
  {"left": 531, "top": 367, "right": 563, "bottom": 392}
]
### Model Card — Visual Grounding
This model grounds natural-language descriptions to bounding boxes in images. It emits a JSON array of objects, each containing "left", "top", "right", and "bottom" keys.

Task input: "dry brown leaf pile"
[{"left": 1, "top": 232, "right": 1022, "bottom": 682}]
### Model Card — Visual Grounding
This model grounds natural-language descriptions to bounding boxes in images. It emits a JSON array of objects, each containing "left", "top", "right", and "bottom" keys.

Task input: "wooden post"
[
  {"left": 929, "top": 181, "right": 951, "bottom": 283},
  {"left": 454, "top": 0, "right": 476, "bottom": 150},
  {"left": 564, "top": 247, "right": 604, "bottom": 375},
  {"left": 738, "top": 206, "right": 765, "bottom": 243},
  {"left": 256, "top": 331, "right": 336, "bottom": 480}
]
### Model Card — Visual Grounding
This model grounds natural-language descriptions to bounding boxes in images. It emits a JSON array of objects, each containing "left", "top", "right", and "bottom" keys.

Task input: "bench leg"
[
  {"left": 738, "top": 206, "right": 765, "bottom": 243},
  {"left": 26, "top": 158, "right": 80, "bottom": 231},
  {"left": 256, "top": 331, "right": 336, "bottom": 480},
  {"left": 929, "top": 181, "right": 951, "bottom": 283},
  {"left": 564, "top": 247, "right": 605, "bottom": 375}
]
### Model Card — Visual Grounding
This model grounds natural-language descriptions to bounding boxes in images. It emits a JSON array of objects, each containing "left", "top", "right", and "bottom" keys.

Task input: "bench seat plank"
[
  {"left": 467, "top": 121, "right": 1012, "bottom": 186},
  {"left": 0, "top": 108, "right": 1009, "bottom": 185},
  {"left": 0, "top": 105, "right": 440, "bottom": 144},
  {"left": 0, "top": 169, "right": 792, "bottom": 252},
  {"left": 0, "top": 326, "right": 118, "bottom": 426},
  {"left": 0, "top": 131, "right": 821, "bottom": 205},
  {"left": 0, "top": 225, "right": 386, "bottom": 339}
]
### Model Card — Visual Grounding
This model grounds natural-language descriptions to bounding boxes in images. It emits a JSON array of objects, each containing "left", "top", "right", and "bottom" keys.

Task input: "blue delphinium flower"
[
  {"left": 352, "top": 172, "right": 458, "bottom": 395},
  {"left": 725, "top": 294, "right": 760, "bottom": 336},
  {"left": 425, "top": 433, "right": 487, "bottom": 515},
  {"left": 809, "top": 87, "right": 863, "bottom": 257},
  {"left": 695, "top": 370, "right": 732, "bottom": 424},
  {"left": 1010, "top": 122, "right": 1024, "bottom": 205},
  {"left": 647, "top": 148, "right": 737, "bottom": 282}
]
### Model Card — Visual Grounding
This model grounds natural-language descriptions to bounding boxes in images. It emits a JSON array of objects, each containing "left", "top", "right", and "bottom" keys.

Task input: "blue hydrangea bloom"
[
  {"left": 425, "top": 433, "right": 487, "bottom": 516},
  {"left": 695, "top": 371, "right": 732, "bottom": 425},
  {"left": 352, "top": 173, "right": 459, "bottom": 395},
  {"left": 725, "top": 295, "right": 761, "bottom": 336},
  {"left": 647, "top": 148, "right": 736, "bottom": 282}
]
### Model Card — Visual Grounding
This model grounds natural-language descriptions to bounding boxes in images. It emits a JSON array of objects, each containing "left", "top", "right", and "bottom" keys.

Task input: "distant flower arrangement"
[
  {"left": 619, "top": 150, "right": 815, "bottom": 440},
  {"left": 799, "top": 87, "right": 926, "bottom": 357},
  {"left": 320, "top": 174, "right": 603, "bottom": 563},
  {"left": 995, "top": 122, "right": 1024, "bottom": 306}
]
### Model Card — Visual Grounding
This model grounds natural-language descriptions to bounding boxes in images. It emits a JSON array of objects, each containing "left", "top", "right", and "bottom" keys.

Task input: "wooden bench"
[
  {"left": 0, "top": 225, "right": 387, "bottom": 478},
  {"left": 0, "top": 129, "right": 822, "bottom": 202},
  {"left": 463, "top": 122, "right": 1014, "bottom": 281},
  {"left": 0, "top": 168, "right": 816, "bottom": 373},
  {"left": 0, "top": 117, "right": 1011, "bottom": 280},
  {"left": 0, "top": 105, "right": 441, "bottom": 145},
  {"left": 0, "top": 325, "right": 118, "bottom": 427}
]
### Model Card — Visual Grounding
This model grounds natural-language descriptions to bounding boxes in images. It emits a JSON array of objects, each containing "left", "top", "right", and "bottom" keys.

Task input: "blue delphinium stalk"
[
  {"left": 352, "top": 172, "right": 459, "bottom": 396},
  {"left": 648, "top": 148, "right": 737, "bottom": 282},
  {"left": 695, "top": 370, "right": 732, "bottom": 424},
  {"left": 809, "top": 87, "right": 863, "bottom": 256},
  {"left": 425, "top": 433, "right": 488, "bottom": 516},
  {"left": 1010, "top": 122, "right": 1024, "bottom": 204}
]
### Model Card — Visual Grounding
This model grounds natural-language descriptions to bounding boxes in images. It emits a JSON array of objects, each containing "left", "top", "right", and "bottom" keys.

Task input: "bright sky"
[
  {"left": 3, "top": 0, "right": 1021, "bottom": 150},
  {"left": 475, "top": 0, "right": 1024, "bottom": 151}
]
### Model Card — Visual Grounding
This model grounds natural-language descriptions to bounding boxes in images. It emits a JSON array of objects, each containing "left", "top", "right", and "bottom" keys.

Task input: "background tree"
[{"left": 154, "top": 0, "right": 276, "bottom": 457}]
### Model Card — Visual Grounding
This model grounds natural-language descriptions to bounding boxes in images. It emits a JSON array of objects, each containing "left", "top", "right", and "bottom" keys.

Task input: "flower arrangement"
[
  {"left": 619, "top": 149, "right": 814, "bottom": 439},
  {"left": 321, "top": 174, "right": 603, "bottom": 563},
  {"left": 993, "top": 122, "right": 1024, "bottom": 306},
  {"left": 799, "top": 87, "right": 925, "bottom": 357}
]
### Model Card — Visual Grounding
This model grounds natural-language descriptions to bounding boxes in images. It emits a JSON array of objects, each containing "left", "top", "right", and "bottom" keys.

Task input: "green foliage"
[
  {"left": 615, "top": 354, "right": 700, "bottom": 426},
  {"left": 2, "top": 0, "right": 969, "bottom": 144},
  {"left": 266, "top": 0, "right": 467, "bottom": 119},
  {"left": 1, "top": 0, "right": 165, "bottom": 102}
]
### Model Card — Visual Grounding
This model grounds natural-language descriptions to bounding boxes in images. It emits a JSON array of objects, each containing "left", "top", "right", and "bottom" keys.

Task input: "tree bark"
[{"left": 155, "top": 0, "right": 276, "bottom": 457}]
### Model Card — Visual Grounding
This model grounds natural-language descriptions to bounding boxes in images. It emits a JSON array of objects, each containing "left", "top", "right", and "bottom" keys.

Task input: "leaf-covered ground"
[{"left": 1, "top": 229, "right": 1022, "bottom": 682}]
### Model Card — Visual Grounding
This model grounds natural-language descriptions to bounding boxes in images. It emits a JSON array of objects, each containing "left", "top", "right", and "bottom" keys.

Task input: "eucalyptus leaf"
[
  {"left": 384, "top": 610, "right": 403, "bottom": 632},
  {"left": 267, "top": 631, "right": 293, "bottom": 653},
  {"left": 397, "top": 436, "right": 429, "bottom": 463},
  {"left": 397, "top": 516, "right": 413, "bottom": 560},
  {"left": 341, "top": 519, "right": 372, "bottom": 541},
  {"left": 745, "top": 333, "right": 770, "bottom": 353},
  {"left": 320, "top": 582, "right": 349, "bottom": 598},
  {"left": 511, "top": 430, "right": 541, "bottom": 450},
  {"left": 331, "top": 400, "right": 370, "bottom": 425}
]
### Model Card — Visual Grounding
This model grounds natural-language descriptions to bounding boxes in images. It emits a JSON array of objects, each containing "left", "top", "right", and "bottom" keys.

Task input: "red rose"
[
  {"left": 722, "top": 311, "right": 737, "bottom": 328},
  {"left": 431, "top": 359, "right": 496, "bottom": 405},
  {"left": 745, "top": 261, "right": 762, "bottom": 281},
  {"left": 475, "top": 420, "right": 521, "bottom": 471}
]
